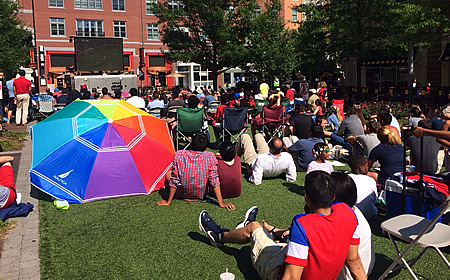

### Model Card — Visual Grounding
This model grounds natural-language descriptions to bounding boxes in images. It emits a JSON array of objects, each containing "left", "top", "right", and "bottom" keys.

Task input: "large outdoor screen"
[{"left": 74, "top": 37, "right": 124, "bottom": 72}]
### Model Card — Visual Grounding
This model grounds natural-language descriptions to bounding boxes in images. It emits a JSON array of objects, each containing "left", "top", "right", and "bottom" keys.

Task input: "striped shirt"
[{"left": 306, "top": 160, "right": 334, "bottom": 174}]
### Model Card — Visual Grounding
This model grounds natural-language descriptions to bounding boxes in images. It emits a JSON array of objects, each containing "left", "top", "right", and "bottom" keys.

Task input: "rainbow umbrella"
[{"left": 30, "top": 99, "right": 175, "bottom": 203}]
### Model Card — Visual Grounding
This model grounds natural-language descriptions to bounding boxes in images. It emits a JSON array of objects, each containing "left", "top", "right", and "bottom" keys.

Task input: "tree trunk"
[
  {"left": 212, "top": 48, "right": 218, "bottom": 91},
  {"left": 407, "top": 43, "right": 414, "bottom": 90},
  {"left": 356, "top": 57, "right": 361, "bottom": 97}
]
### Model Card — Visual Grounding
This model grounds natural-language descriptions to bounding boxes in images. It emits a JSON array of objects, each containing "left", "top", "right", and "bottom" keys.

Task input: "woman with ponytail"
[{"left": 367, "top": 127, "right": 403, "bottom": 184}]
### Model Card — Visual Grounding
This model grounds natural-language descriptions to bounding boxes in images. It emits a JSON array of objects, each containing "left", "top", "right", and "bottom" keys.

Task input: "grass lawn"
[
  {"left": 38, "top": 133, "right": 450, "bottom": 279},
  {"left": 0, "top": 131, "right": 29, "bottom": 152}
]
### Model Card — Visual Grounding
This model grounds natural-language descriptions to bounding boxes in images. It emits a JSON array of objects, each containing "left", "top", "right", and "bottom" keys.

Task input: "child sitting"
[{"left": 307, "top": 142, "right": 334, "bottom": 174}]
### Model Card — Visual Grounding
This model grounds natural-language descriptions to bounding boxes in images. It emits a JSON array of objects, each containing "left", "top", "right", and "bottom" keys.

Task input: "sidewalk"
[{"left": 0, "top": 123, "right": 40, "bottom": 280}]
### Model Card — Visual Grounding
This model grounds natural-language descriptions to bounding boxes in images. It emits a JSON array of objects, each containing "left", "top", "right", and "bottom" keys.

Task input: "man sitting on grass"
[
  {"left": 284, "top": 124, "right": 324, "bottom": 171},
  {"left": 348, "top": 155, "right": 378, "bottom": 221},
  {"left": 157, "top": 133, "right": 235, "bottom": 210},
  {"left": 0, "top": 156, "right": 17, "bottom": 209},
  {"left": 198, "top": 171, "right": 366, "bottom": 280},
  {"left": 236, "top": 134, "right": 296, "bottom": 185}
]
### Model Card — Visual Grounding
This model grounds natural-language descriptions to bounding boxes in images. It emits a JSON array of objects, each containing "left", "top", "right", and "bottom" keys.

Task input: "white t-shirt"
[
  {"left": 126, "top": 96, "right": 146, "bottom": 109},
  {"left": 348, "top": 173, "right": 378, "bottom": 220},
  {"left": 337, "top": 207, "right": 375, "bottom": 279},
  {"left": 249, "top": 152, "right": 297, "bottom": 185},
  {"left": 390, "top": 114, "right": 401, "bottom": 135}
]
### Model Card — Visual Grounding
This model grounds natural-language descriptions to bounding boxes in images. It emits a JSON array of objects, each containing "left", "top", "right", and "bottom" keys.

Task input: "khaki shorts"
[{"left": 251, "top": 227, "right": 287, "bottom": 280}]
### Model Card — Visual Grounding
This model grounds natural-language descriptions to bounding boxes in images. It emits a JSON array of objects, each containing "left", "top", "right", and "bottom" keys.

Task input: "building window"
[
  {"left": 112, "top": 0, "right": 124, "bottom": 11},
  {"left": 148, "top": 55, "right": 165, "bottom": 67},
  {"left": 168, "top": 0, "right": 183, "bottom": 12},
  {"left": 147, "top": 23, "right": 159, "bottom": 40},
  {"left": 50, "top": 54, "right": 74, "bottom": 67},
  {"left": 50, "top": 18, "right": 65, "bottom": 36},
  {"left": 292, "top": 9, "right": 297, "bottom": 21},
  {"left": 49, "top": 0, "right": 63, "bottom": 7},
  {"left": 76, "top": 20, "right": 104, "bottom": 37},
  {"left": 146, "top": 0, "right": 156, "bottom": 15},
  {"left": 253, "top": 6, "right": 261, "bottom": 17},
  {"left": 75, "top": 0, "right": 102, "bottom": 10},
  {"left": 113, "top": 21, "right": 126, "bottom": 38}
]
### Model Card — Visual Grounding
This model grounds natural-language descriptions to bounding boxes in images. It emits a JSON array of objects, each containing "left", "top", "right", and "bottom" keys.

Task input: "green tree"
[
  {"left": 295, "top": 0, "right": 449, "bottom": 91},
  {"left": 0, "top": 0, "right": 32, "bottom": 78},
  {"left": 154, "top": 0, "right": 255, "bottom": 90},
  {"left": 243, "top": 0, "right": 298, "bottom": 85},
  {"left": 294, "top": 2, "right": 334, "bottom": 79}
]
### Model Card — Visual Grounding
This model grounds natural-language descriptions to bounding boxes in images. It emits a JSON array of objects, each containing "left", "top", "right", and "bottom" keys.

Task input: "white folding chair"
[
  {"left": 37, "top": 94, "right": 55, "bottom": 119},
  {"left": 379, "top": 196, "right": 450, "bottom": 280}
]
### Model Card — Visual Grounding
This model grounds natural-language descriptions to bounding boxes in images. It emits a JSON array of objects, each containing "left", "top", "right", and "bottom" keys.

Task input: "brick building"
[{"left": 17, "top": 0, "right": 306, "bottom": 93}]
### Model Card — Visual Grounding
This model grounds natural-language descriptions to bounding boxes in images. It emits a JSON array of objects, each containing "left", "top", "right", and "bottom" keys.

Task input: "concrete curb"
[{"left": 0, "top": 124, "right": 40, "bottom": 280}]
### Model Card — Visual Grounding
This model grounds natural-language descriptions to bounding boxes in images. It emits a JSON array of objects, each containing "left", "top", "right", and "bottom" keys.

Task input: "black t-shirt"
[
  {"left": 290, "top": 113, "right": 314, "bottom": 139},
  {"left": 406, "top": 135, "right": 441, "bottom": 174}
]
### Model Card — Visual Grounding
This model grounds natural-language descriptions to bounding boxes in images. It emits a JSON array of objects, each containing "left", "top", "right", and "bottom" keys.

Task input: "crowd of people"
[{"left": 5, "top": 73, "right": 450, "bottom": 278}]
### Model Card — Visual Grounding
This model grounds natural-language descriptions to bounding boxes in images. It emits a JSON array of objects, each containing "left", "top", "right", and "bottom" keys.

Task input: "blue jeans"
[{"left": 330, "top": 133, "right": 352, "bottom": 151}]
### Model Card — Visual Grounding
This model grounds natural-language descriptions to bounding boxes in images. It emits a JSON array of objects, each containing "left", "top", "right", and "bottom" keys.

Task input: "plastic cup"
[{"left": 220, "top": 268, "right": 234, "bottom": 280}]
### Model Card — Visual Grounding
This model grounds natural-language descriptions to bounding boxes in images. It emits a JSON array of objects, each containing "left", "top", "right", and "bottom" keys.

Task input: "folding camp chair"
[
  {"left": 281, "top": 97, "right": 292, "bottom": 113},
  {"left": 168, "top": 105, "right": 183, "bottom": 119},
  {"left": 36, "top": 94, "right": 54, "bottom": 120},
  {"left": 175, "top": 107, "right": 204, "bottom": 150},
  {"left": 255, "top": 98, "right": 268, "bottom": 113},
  {"left": 378, "top": 196, "right": 450, "bottom": 280},
  {"left": 206, "top": 101, "right": 221, "bottom": 118},
  {"left": 148, "top": 106, "right": 165, "bottom": 118},
  {"left": 261, "top": 105, "right": 285, "bottom": 143},
  {"left": 222, "top": 107, "right": 248, "bottom": 143},
  {"left": 332, "top": 99, "right": 345, "bottom": 120}
]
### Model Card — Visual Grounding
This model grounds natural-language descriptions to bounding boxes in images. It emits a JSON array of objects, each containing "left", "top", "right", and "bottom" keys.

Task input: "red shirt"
[
  {"left": 216, "top": 155, "right": 241, "bottom": 199},
  {"left": 286, "top": 89, "right": 294, "bottom": 102},
  {"left": 215, "top": 104, "right": 228, "bottom": 121},
  {"left": 13, "top": 77, "right": 31, "bottom": 95},
  {"left": 283, "top": 202, "right": 359, "bottom": 279}
]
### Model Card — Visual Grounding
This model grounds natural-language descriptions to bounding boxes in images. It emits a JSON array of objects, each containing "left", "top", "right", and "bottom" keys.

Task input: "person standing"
[
  {"left": 259, "top": 78, "right": 269, "bottom": 99},
  {"left": 5, "top": 73, "right": 16, "bottom": 124},
  {"left": 13, "top": 70, "right": 31, "bottom": 126}
]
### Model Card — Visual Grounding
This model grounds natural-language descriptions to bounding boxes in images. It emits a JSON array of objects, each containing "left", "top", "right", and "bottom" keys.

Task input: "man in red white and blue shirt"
[
  {"left": 198, "top": 171, "right": 366, "bottom": 279},
  {"left": 157, "top": 133, "right": 235, "bottom": 210}
]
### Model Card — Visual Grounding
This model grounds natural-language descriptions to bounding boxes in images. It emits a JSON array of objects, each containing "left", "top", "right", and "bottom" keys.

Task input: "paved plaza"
[{"left": 0, "top": 123, "right": 40, "bottom": 280}]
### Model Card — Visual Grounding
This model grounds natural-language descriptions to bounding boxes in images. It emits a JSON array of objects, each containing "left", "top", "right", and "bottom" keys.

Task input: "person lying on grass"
[
  {"left": 0, "top": 156, "right": 17, "bottom": 209},
  {"left": 157, "top": 132, "right": 235, "bottom": 210},
  {"left": 199, "top": 171, "right": 366, "bottom": 280},
  {"left": 306, "top": 142, "right": 334, "bottom": 174}
]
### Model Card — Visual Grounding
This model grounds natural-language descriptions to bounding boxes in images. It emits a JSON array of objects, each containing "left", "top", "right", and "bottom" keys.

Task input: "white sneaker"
[{"left": 16, "top": 193, "right": 22, "bottom": 204}]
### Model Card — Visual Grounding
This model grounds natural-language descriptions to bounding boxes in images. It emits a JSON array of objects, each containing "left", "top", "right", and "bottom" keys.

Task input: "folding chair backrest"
[
  {"left": 223, "top": 107, "right": 247, "bottom": 131},
  {"left": 177, "top": 107, "right": 204, "bottom": 133},
  {"left": 262, "top": 105, "right": 284, "bottom": 126},
  {"left": 281, "top": 98, "right": 290, "bottom": 107},
  {"left": 39, "top": 94, "right": 54, "bottom": 113},
  {"left": 149, "top": 106, "right": 164, "bottom": 116},
  {"left": 332, "top": 99, "right": 345, "bottom": 120},
  {"left": 255, "top": 99, "right": 268, "bottom": 113},
  {"left": 208, "top": 101, "right": 220, "bottom": 108}
]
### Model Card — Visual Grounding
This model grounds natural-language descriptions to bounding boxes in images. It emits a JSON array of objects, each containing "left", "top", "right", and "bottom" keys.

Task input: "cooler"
[{"left": 385, "top": 179, "right": 450, "bottom": 223}]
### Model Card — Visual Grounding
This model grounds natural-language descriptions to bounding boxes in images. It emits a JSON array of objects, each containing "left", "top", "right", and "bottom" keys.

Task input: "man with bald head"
[{"left": 236, "top": 134, "right": 297, "bottom": 185}]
